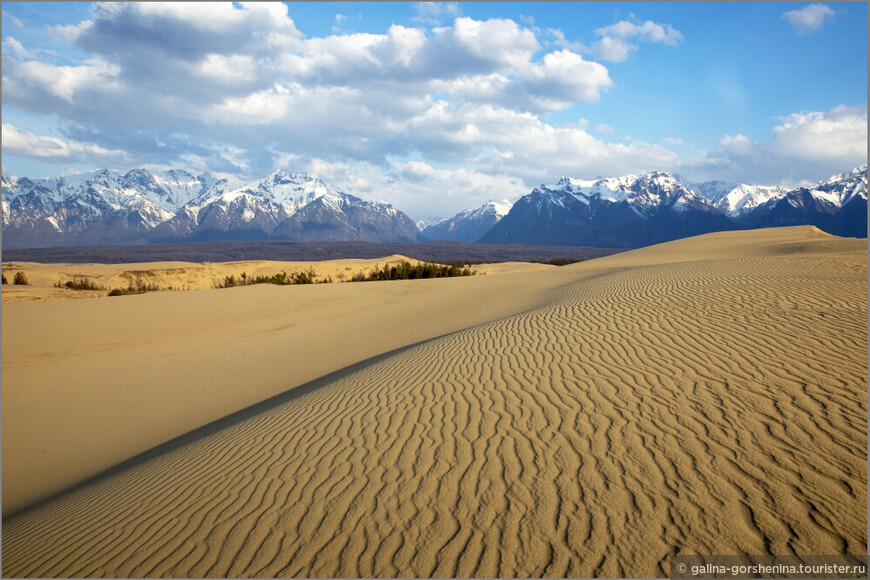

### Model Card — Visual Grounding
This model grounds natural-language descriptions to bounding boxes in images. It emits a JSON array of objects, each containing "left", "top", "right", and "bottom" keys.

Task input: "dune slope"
[{"left": 2, "top": 227, "right": 866, "bottom": 577}]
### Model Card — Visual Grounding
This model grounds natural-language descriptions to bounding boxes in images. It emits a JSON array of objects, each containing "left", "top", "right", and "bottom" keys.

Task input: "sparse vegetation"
[
  {"left": 107, "top": 273, "right": 162, "bottom": 296},
  {"left": 349, "top": 261, "right": 474, "bottom": 282},
  {"left": 13, "top": 271, "right": 29, "bottom": 285},
  {"left": 215, "top": 267, "right": 332, "bottom": 288},
  {"left": 1, "top": 274, "right": 7, "bottom": 284},
  {"left": 55, "top": 277, "right": 104, "bottom": 291}
]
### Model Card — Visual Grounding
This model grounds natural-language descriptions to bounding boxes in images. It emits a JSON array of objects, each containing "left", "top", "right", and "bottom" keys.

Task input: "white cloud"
[
  {"left": 377, "top": 159, "right": 530, "bottom": 218},
  {"left": 595, "top": 20, "right": 683, "bottom": 45},
  {"left": 588, "top": 18, "right": 683, "bottom": 62},
  {"left": 2, "top": 10, "right": 23, "bottom": 28},
  {"left": 770, "top": 105, "right": 866, "bottom": 161},
  {"left": 93, "top": 2, "right": 300, "bottom": 38},
  {"left": 590, "top": 36, "right": 636, "bottom": 63},
  {"left": 688, "top": 105, "right": 867, "bottom": 185},
  {"left": 394, "top": 160, "right": 437, "bottom": 182},
  {"left": 719, "top": 133, "right": 756, "bottom": 156},
  {"left": 51, "top": 20, "right": 94, "bottom": 44},
  {"left": 3, "top": 58, "right": 120, "bottom": 103},
  {"left": 332, "top": 13, "right": 345, "bottom": 33},
  {"left": 412, "top": 2, "right": 461, "bottom": 25},
  {"left": 594, "top": 123, "right": 613, "bottom": 134},
  {"left": 781, "top": 4, "right": 835, "bottom": 34},
  {"left": 2, "top": 123, "right": 128, "bottom": 164},
  {"left": 445, "top": 17, "right": 540, "bottom": 69},
  {"left": 547, "top": 28, "right": 585, "bottom": 52},
  {"left": 1, "top": 36, "right": 34, "bottom": 60}
]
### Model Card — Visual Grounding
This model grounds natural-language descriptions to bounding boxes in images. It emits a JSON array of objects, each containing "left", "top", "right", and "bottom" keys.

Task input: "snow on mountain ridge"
[
  {"left": 421, "top": 198, "right": 515, "bottom": 242},
  {"left": 538, "top": 172, "right": 695, "bottom": 209}
]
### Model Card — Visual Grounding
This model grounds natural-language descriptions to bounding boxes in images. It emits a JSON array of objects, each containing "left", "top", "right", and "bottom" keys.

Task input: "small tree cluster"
[
  {"left": 13, "top": 271, "right": 29, "bottom": 285},
  {"left": 216, "top": 268, "right": 331, "bottom": 288},
  {"left": 56, "top": 277, "right": 103, "bottom": 291},
  {"left": 350, "top": 261, "right": 474, "bottom": 282},
  {"left": 107, "top": 273, "right": 161, "bottom": 296},
  {"left": 1, "top": 274, "right": 7, "bottom": 285}
]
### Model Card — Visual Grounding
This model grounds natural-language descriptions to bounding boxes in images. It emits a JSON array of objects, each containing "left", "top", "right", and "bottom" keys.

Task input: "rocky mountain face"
[
  {"left": 421, "top": 200, "right": 513, "bottom": 243},
  {"left": 480, "top": 167, "right": 867, "bottom": 247},
  {"left": 1, "top": 169, "right": 421, "bottom": 248}
]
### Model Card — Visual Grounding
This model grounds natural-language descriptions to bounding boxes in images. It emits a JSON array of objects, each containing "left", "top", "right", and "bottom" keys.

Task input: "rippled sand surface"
[{"left": 2, "top": 226, "right": 866, "bottom": 577}]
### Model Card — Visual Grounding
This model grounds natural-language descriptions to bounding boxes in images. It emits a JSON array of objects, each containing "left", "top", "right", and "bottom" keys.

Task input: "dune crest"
[{"left": 2, "top": 227, "right": 866, "bottom": 577}]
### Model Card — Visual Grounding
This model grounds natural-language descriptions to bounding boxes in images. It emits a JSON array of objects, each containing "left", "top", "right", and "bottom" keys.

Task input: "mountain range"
[
  {"left": 477, "top": 166, "right": 865, "bottom": 247},
  {"left": 1, "top": 166, "right": 866, "bottom": 250},
  {"left": 1, "top": 169, "right": 420, "bottom": 248}
]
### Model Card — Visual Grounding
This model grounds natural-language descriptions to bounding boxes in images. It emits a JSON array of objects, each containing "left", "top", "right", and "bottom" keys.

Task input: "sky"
[{"left": 2, "top": 2, "right": 867, "bottom": 220}]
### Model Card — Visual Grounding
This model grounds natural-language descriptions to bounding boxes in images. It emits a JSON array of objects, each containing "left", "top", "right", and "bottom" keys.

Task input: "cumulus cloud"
[
  {"left": 550, "top": 17, "right": 683, "bottom": 63},
  {"left": 689, "top": 105, "right": 867, "bottom": 185},
  {"left": 589, "top": 19, "right": 683, "bottom": 62},
  {"left": 781, "top": 4, "right": 835, "bottom": 34},
  {"left": 2, "top": 123, "right": 127, "bottom": 164},
  {"left": 719, "top": 133, "right": 756, "bottom": 156},
  {"left": 770, "top": 105, "right": 866, "bottom": 161},
  {"left": 2, "top": 57, "right": 121, "bottom": 104}
]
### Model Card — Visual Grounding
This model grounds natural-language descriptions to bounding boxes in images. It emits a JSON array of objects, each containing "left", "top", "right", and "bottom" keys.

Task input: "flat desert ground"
[{"left": 2, "top": 226, "right": 866, "bottom": 577}]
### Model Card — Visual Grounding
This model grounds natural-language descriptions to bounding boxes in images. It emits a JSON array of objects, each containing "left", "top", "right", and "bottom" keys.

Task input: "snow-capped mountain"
[
  {"left": 691, "top": 180, "right": 786, "bottom": 216},
  {"left": 481, "top": 167, "right": 867, "bottom": 247},
  {"left": 422, "top": 199, "right": 513, "bottom": 243},
  {"left": 741, "top": 165, "right": 867, "bottom": 238},
  {"left": 807, "top": 165, "right": 867, "bottom": 206},
  {"left": 481, "top": 171, "right": 731, "bottom": 246},
  {"left": 415, "top": 217, "right": 445, "bottom": 231},
  {"left": 1, "top": 168, "right": 421, "bottom": 248}
]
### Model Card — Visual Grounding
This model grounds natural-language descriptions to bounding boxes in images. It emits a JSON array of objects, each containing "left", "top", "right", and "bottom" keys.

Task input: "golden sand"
[
  {"left": 2, "top": 226, "right": 866, "bottom": 577},
  {"left": 1, "top": 255, "right": 553, "bottom": 304}
]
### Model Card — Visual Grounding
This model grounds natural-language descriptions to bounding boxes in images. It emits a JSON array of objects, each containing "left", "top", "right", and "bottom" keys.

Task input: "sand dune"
[{"left": 2, "top": 226, "right": 866, "bottom": 577}]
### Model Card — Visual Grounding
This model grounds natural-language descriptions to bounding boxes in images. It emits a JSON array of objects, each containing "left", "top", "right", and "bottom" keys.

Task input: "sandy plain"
[
  {"left": 0, "top": 255, "right": 554, "bottom": 303},
  {"left": 1, "top": 226, "right": 867, "bottom": 577}
]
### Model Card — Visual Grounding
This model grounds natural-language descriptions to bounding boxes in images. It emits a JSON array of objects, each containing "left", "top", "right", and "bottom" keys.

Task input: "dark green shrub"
[
  {"left": 56, "top": 277, "right": 103, "bottom": 291},
  {"left": 13, "top": 271, "right": 28, "bottom": 285},
  {"left": 349, "top": 261, "right": 474, "bottom": 282},
  {"left": 107, "top": 274, "right": 161, "bottom": 296}
]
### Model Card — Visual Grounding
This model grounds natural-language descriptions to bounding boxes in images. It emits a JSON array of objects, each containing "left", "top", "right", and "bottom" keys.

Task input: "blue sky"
[{"left": 2, "top": 2, "right": 867, "bottom": 218}]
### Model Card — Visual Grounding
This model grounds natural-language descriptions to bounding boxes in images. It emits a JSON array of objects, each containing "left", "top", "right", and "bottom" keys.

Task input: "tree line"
[
  {"left": 349, "top": 261, "right": 474, "bottom": 282},
  {"left": 216, "top": 268, "right": 333, "bottom": 288}
]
